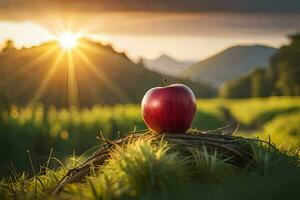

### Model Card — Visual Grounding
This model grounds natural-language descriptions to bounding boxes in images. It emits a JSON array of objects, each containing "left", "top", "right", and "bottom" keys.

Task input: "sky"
[{"left": 0, "top": 0, "right": 300, "bottom": 61}]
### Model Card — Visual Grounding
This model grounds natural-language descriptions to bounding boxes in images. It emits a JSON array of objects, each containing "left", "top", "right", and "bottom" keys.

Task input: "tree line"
[{"left": 220, "top": 34, "right": 300, "bottom": 98}]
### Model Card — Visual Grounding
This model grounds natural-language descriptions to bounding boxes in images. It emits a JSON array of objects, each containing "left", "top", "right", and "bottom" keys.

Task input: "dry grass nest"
[{"left": 52, "top": 125, "right": 275, "bottom": 195}]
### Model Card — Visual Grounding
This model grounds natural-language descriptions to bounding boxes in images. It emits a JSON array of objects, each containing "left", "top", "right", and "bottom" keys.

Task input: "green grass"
[
  {"left": 241, "top": 113, "right": 300, "bottom": 149},
  {"left": 1, "top": 138, "right": 299, "bottom": 200},
  {"left": 224, "top": 97, "right": 300, "bottom": 126},
  {"left": 0, "top": 103, "right": 224, "bottom": 177},
  {"left": 263, "top": 113, "right": 300, "bottom": 148},
  {"left": 0, "top": 97, "right": 299, "bottom": 177}
]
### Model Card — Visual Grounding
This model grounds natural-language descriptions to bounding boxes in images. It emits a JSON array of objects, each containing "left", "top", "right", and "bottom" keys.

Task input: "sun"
[{"left": 58, "top": 33, "right": 78, "bottom": 50}]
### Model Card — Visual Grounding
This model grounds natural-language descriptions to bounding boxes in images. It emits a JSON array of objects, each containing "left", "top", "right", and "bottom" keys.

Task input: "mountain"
[
  {"left": 182, "top": 45, "right": 277, "bottom": 88},
  {"left": 0, "top": 39, "right": 215, "bottom": 107},
  {"left": 144, "top": 54, "right": 195, "bottom": 77}
]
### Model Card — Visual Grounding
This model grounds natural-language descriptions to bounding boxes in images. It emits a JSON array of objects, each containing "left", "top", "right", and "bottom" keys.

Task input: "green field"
[
  {"left": 1, "top": 132, "right": 300, "bottom": 200},
  {"left": 0, "top": 97, "right": 299, "bottom": 199},
  {"left": 0, "top": 97, "right": 299, "bottom": 176}
]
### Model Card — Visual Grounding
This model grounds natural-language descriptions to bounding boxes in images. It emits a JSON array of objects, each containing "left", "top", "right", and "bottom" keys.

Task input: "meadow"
[
  {"left": 0, "top": 97, "right": 299, "bottom": 178},
  {"left": 1, "top": 131, "right": 300, "bottom": 200},
  {"left": 0, "top": 97, "right": 299, "bottom": 199}
]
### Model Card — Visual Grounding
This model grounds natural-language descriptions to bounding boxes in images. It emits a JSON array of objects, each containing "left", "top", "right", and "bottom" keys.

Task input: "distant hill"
[
  {"left": 182, "top": 45, "right": 277, "bottom": 88},
  {"left": 0, "top": 39, "right": 215, "bottom": 107},
  {"left": 144, "top": 54, "right": 195, "bottom": 77}
]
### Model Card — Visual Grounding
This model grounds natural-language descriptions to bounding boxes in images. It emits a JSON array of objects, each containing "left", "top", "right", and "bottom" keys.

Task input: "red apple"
[{"left": 141, "top": 84, "right": 197, "bottom": 134}]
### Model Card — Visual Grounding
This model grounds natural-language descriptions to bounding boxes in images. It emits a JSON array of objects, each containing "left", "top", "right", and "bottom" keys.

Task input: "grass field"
[
  {"left": 1, "top": 137, "right": 300, "bottom": 200},
  {"left": 0, "top": 97, "right": 299, "bottom": 199},
  {"left": 0, "top": 97, "right": 299, "bottom": 176}
]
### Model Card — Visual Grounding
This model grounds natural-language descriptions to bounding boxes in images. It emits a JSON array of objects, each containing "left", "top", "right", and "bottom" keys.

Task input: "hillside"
[
  {"left": 0, "top": 39, "right": 215, "bottom": 107},
  {"left": 144, "top": 54, "right": 195, "bottom": 77},
  {"left": 183, "top": 45, "right": 277, "bottom": 88},
  {"left": 219, "top": 34, "right": 300, "bottom": 98}
]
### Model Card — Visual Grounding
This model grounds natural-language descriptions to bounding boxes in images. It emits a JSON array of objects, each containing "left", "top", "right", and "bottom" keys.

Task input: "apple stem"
[{"left": 163, "top": 78, "right": 168, "bottom": 86}]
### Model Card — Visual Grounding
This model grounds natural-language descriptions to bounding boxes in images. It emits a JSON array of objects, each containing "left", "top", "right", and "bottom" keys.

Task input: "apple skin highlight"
[{"left": 141, "top": 84, "right": 197, "bottom": 134}]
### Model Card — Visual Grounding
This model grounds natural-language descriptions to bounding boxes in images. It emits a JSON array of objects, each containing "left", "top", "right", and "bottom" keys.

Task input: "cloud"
[
  {"left": 0, "top": 0, "right": 299, "bottom": 37},
  {"left": 90, "top": 13, "right": 300, "bottom": 36},
  {"left": 36, "top": 12, "right": 300, "bottom": 37},
  {"left": 1, "top": 0, "right": 300, "bottom": 15}
]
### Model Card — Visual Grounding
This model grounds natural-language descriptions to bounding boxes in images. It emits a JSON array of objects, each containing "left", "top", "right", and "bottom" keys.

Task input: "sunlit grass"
[
  {"left": 242, "top": 113, "right": 300, "bottom": 149},
  {"left": 189, "top": 148, "right": 237, "bottom": 183},
  {"left": 1, "top": 137, "right": 299, "bottom": 200},
  {"left": 263, "top": 113, "right": 300, "bottom": 148},
  {"left": 65, "top": 140, "right": 187, "bottom": 199},
  {"left": 226, "top": 97, "right": 300, "bottom": 126},
  {"left": 1, "top": 97, "right": 299, "bottom": 177}
]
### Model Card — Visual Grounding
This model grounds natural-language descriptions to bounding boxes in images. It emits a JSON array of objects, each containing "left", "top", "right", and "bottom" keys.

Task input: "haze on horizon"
[{"left": 0, "top": 0, "right": 300, "bottom": 61}]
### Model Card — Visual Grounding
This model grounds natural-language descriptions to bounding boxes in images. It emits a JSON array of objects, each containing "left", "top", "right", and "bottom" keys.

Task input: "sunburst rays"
[
  {"left": 74, "top": 46, "right": 130, "bottom": 103},
  {"left": 29, "top": 51, "right": 64, "bottom": 106},
  {"left": 66, "top": 51, "right": 80, "bottom": 108},
  {"left": 5, "top": 46, "right": 58, "bottom": 81},
  {"left": 26, "top": 34, "right": 129, "bottom": 108}
]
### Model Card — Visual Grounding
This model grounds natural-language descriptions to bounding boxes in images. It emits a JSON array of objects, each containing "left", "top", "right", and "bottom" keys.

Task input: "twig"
[{"left": 51, "top": 125, "right": 271, "bottom": 196}]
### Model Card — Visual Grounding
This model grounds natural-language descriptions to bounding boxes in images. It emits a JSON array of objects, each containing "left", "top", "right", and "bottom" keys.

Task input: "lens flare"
[{"left": 59, "top": 33, "right": 77, "bottom": 50}]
